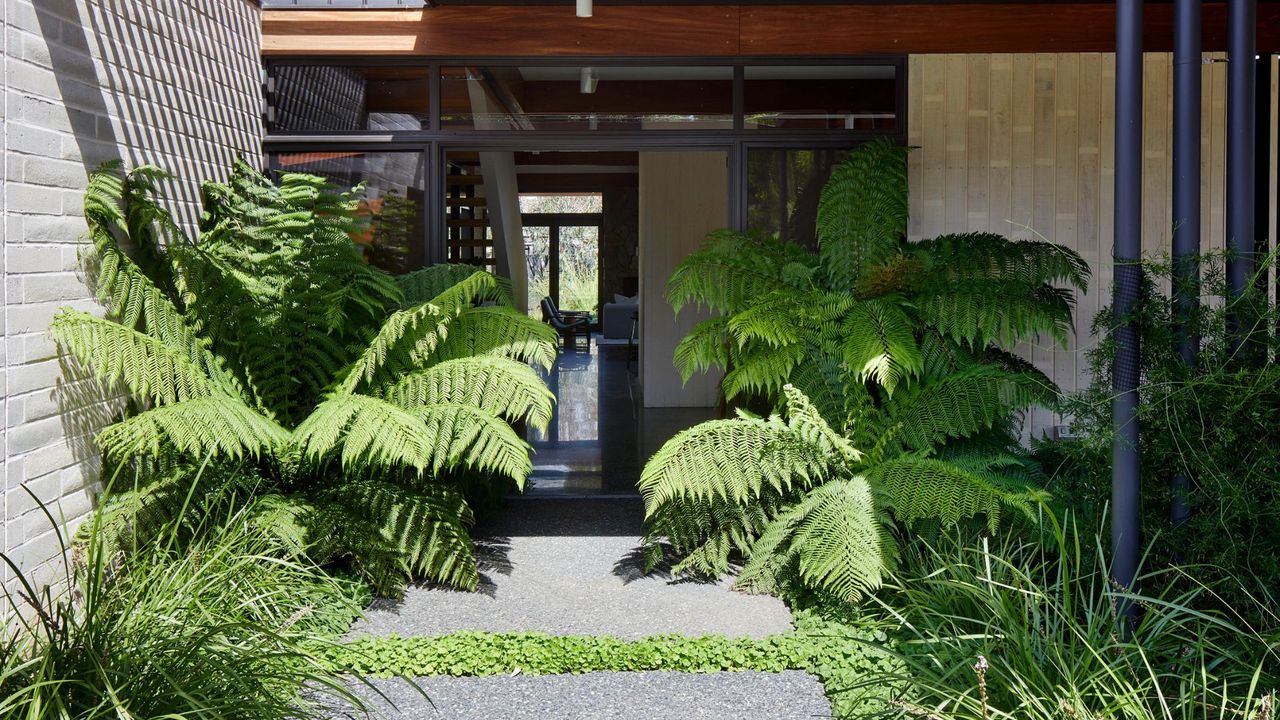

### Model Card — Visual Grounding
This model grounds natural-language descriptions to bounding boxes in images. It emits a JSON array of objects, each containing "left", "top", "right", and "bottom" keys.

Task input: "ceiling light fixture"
[
  {"left": 576, "top": 0, "right": 592, "bottom": 18},
  {"left": 579, "top": 67, "right": 598, "bottom": 94}
]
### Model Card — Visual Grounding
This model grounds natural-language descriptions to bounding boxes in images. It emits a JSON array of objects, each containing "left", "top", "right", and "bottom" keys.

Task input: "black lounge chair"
[{"left": 541, "top": 296, "right": 591, "bottom": 350}]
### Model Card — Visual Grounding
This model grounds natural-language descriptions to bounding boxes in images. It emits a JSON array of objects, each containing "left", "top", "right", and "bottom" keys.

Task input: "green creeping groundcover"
[{"left": 312, "top": 611, "right": 902, "bottom": 718}]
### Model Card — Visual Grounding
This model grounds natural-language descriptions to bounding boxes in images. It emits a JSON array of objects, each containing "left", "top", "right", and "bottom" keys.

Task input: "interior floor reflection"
[{"left": 525, "top": 342, "right": 715, "bottom": 496}]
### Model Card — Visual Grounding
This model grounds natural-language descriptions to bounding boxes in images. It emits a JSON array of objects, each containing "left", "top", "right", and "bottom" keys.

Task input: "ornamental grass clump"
[{"left": 0, "top": 490, "right": 372, "bottom": 719}]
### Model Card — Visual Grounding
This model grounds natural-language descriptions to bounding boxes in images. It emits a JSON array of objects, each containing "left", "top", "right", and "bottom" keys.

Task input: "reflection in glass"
[
  {"left": 747, "top": 148, "right": 849, "bottom": 247},
  {"left": 271, "top": 65, "right": 430, "bottom": 132},
  {"left": 441, "top": 66, "right": 733, "bottom": 130},
  {"left": 270, "top": 151, "right": 426, "bottom": 274},
  {"left": 744, "top": 65, "right": 897, "bottom": 131}
]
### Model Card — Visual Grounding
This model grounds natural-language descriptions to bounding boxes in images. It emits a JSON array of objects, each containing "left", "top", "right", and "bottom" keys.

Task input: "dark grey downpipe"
[
  {"left": 1226, "top": 0, "right": 1256, "bottom": 348},
  {"left": 1171, "top": 0, "right": 1201, "bottom": 527},
  {"left": 1112, "top": 0, "right": 1144, "bottom": 606}
]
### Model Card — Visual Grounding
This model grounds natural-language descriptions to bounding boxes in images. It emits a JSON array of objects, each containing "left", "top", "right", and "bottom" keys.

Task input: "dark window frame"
[{"left": 263, "top": 56, "right": 908, "bottom": 264}]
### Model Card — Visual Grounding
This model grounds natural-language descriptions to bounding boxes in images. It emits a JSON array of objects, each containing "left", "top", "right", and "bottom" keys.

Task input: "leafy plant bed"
[{"left": 315, "top": 610, "right": 901, "bottom": 718}]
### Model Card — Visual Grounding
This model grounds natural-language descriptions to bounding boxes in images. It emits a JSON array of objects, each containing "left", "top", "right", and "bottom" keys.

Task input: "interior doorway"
[{"left": 519, "top": 194, "right": 604, "bottom": 317}]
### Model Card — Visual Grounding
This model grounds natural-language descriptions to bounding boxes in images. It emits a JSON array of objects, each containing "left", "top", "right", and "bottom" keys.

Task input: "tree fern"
[
  {"left": 54, "top": 162, "right": 556, "bottom": 593},
  {"left": 647, "top": 138, "right": 1088, "bottom": 600},
  {"left": 50, "top": 310, "right": 232, "bottom": 405},
  {"left": 96, "top": 396, "right": 288, "bottom": 461}
]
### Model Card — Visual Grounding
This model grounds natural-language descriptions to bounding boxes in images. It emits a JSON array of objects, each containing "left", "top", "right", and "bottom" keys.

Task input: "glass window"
[
  {"left": 747, "top": 148, "right": 849, "bottom": 247},
  {"left": 744, "top": 65, "right": 897, "bottom": 131},
  {"left": 441, "top": 66, "right": 734, "bottom": 131},
  {"left": 269, "top": 151, "right": 427, "bottom": 275},
  {"left": 270, "top": 65, "right": 430, "bottom": 132}
]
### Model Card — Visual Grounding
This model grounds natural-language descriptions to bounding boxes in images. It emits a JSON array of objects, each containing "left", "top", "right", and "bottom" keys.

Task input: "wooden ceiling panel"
[{"left": 264, "top": 4, "right": 1280, "bottom": 56}]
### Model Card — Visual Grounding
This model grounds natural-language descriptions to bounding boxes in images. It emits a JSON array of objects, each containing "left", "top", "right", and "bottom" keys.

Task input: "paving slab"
[
  {"left": 335, "top": 671, "right": 832, "bottom": 720},
  {"left": 349, "top": 497, "right": 794, "bottom": 640}
]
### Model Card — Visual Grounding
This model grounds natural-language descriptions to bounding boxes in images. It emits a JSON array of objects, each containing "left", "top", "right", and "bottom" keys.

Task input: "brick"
[
  {"left": 5, "top": 182, "right": 64, "bottom": 216},
  {"left": 6, "top": 123, "right": 61, "bottom": 157},
  {"left": 6, "top": 245, "right": 66, "bottom": 273},
  {"left": 7, "top": 415, "right": 66, "bottom": 456}
]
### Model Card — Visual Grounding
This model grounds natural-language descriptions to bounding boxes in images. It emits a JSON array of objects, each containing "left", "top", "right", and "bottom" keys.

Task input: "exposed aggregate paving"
[
  {"left": 337, "top": 671, "right": 832, "bottom": 720},
  {"left": 334, "top": 497, "right": 827, "bottom": 719},
  {"left": 349, "top": 497, "right": 794, "bottom": 640}
]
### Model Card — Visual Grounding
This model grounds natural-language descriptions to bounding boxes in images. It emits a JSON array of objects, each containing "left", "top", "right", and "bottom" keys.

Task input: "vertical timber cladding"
[{"left": 906, "top": 53, "right": 1252, "bottom": 439}]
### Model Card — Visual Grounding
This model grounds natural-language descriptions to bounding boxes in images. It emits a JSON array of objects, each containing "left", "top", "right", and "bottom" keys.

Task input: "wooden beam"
[
  {"left": 263, "top": 4, "right": 1280, "bottom": 57},
  {"left": 262, "top": 7, "right": 739, "bottom": 57},
  {"left": 742, "top": 3, "right": 1280, "bottom": 54}
]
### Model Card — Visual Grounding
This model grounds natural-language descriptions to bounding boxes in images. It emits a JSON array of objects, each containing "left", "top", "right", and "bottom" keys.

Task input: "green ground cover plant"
[
  {"left": 313, "top": 607, "right": 900, "bottom": 717},
  {"left": 0, "top": 491, "right": 373, "bottom": 719},
  {"left": 51, "top": 163, "right": 557, "bottom": 594},
  {"left": 640, "top": 139, "right": 1089, "bottom": 601}
]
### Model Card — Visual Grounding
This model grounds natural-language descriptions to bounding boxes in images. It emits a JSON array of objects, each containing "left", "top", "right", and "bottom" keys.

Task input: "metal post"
[
  {"left": 1171, "top": 0, "right": 1201, "bottom": 527},
  {"left": 1112, "top": 0, "right": 1144, "bottom": 607},
  {"left": 1226, "top": 0, "right": 1257, "bottom": 349}
]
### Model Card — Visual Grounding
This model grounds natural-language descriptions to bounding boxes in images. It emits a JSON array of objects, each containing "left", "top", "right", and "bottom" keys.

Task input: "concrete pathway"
[
  {"left": 337, "top": 671, "right": 832, "bottom": 720},
  {"left": 349, "top": 497, "right": 794, "bottom": 640}
]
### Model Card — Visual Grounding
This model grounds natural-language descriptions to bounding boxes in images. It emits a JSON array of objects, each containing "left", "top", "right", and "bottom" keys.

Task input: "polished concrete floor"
[{"left": 524, "top": 341, "right": 716, "bottom": 497}]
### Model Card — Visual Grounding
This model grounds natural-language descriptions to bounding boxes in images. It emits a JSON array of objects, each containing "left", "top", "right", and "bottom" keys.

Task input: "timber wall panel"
[{"left": 907, "top": 53, "right": 1230, "bottom": 437}]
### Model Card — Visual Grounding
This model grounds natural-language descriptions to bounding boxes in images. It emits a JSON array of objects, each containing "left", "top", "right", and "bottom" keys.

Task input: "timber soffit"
[{"left": 261, "top": 2, "right": 1280, "bottom": 56}]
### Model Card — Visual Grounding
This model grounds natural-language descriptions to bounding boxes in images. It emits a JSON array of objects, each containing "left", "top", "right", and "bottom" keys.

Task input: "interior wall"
[
  {"left": 600, "top": 184, "right": 640, "bottom": 302},
  {"left": 638, "top": 151, "right": 727, "bottom": 408},
  {"left": 905, "top": 52, "right": 1273, "bottom": 438}
]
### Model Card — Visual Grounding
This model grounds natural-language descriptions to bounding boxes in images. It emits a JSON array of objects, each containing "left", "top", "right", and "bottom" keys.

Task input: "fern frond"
[
  {"left": 786, "top": 478, "right": 896, "bottom": 602},
  {"left": 914, "top": 232, "right": 1091, "bottom": 292},
  {"left": 96, "top": 396, "right": 287, "bottom": 461},
  {"left": 639, "top": 415, "right": 828, "bottom": 510},
  {"left": 722, "top": 342, "right": 806, "bottom": 402},
  {"left": 339, "top": 480, "right": 479, "bottom": 589},
  {"left": 50, "top": 310, "right": 234, "bottom": 405},
  {"left": 782, "top": 385, "right": 864, "bottom": 465},
  {"left": 673, "top": 317, "right": 732, "bottom": 383},
  {"left": 816, "top": 140, "right": 910, "bottom": 292},
  {"left": 885, "top": 366, "right": 1057, "bottom": 450},
  {"left": 430, "top": 306, "right": 559, "bottom": 371},
  {"left": 666, "top": 229, "right": 817, "bottom": 315},
  {"left": 841, "top": 298, "right": 922, "bottom": 396},
  {"left": 339, "top": 300, "right": 454, "bottom": 393},
  {"left": 295, "top": 394, "right": 533, "bottom": 484},
  {"left": 867, "top": 456, "right": 1044, "bottom": 532},
  {"left": 398, "top": 265, "right": 512, "bottom": 307},
  {"left": 383, "top": 356, "right": 555, "bottom": 433}
]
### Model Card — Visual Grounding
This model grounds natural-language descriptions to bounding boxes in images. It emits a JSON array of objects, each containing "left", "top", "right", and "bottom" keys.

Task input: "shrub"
[
  {"left": 51, "top": 163, "right": 557, "bottom": 594},
  {"left": 0, "top": 492, "right": 371, "bottom": 719},
  {"left": 640, "top": 139, "right": 1088, "bottom": 600},
  {"left": 1051, "top": 251, "right": 1280, "bottom": 625}
]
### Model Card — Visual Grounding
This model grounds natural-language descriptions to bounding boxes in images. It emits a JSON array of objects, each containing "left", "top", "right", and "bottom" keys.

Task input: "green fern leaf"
[
  {"left": 383, "top": 356, "right": 555, "bottom": 433},
  {"left": 96, "top": 396, "right": 287, "bottom": 461}
]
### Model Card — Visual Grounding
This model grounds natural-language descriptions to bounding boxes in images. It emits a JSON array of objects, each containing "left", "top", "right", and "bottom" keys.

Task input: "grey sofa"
[{"left": 601, "top": 295, "right": 638, "bottom": 339}]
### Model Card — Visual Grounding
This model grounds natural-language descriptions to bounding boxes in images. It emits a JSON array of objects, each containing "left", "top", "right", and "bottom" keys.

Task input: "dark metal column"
[
  {"left": 1226, "top": 0, "right": 1257, "bottom": 346},
  {"left": 1112, "top": 0, "right": 1144, "bottom": 601},
  {"left": 1171, "top": 0, "right": 1201, "bottom": 527}
]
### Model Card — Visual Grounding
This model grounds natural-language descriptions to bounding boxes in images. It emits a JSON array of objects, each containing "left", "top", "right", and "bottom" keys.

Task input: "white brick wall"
[{"left": 2, "top": 0, "right": 263, "bottom": 590}]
